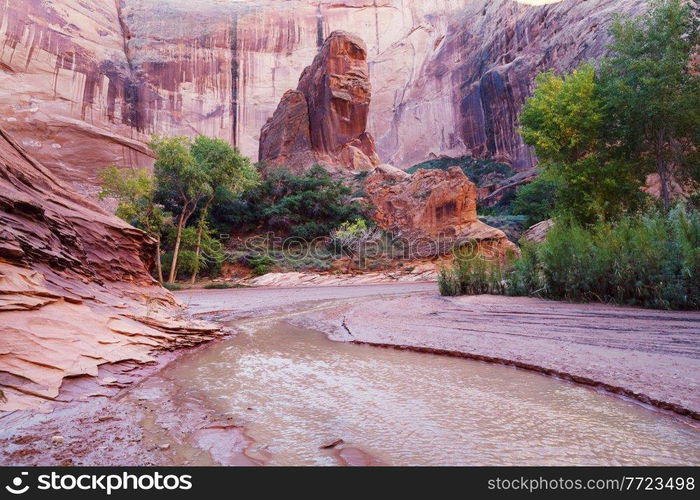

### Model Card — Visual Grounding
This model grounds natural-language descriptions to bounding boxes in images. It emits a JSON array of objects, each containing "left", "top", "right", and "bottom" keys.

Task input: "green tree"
[
  {"left": 600, "top": 0, "right": 700, "bottom": 209},
  {"left": 211, "top": 164, "right": 365, "bottom": 239},
  {"left": 150, "top": 136, "right": 208, "bottom": 283},
  {"left": 519, "top": 65, "right": 646, "bottom": 224},
  {"left": 520, "top": 64, "right": 605, "bottom": 165},
  {"left": 511, "top": 175, "right": 557, "bottom": 227},
  {"left": 99, "top": 165, "right": 170, "bottom": 282},
  {"left": 151, "top": 135, "right": 259, "bottom": 284},
  {"left": 188, "top": 136, "right": 258, "bottom": 283}
]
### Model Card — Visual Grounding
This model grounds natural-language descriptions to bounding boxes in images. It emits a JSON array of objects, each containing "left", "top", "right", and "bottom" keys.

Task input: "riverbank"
[
  {"left": 288, "top": 292, "right": 700, "bottom": 419},
  {"left": 1, "top": 283, "right": 698, "bottom": 465},
  {"left": 180, "top": 283, "right": 700, "bottom": 418},
  {"left": 0, "top": 283, "right": 433, "bottom": 465}
]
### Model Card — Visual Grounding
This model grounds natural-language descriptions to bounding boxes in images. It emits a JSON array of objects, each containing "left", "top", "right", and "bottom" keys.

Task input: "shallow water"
[{"left": 157, "top": 321, "right": 700, "bottom": 466}]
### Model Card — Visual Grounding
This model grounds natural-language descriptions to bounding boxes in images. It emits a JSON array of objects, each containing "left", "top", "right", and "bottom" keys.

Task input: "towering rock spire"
[{"left": 259, "top": 31, "right": 380, "bottom": 173}]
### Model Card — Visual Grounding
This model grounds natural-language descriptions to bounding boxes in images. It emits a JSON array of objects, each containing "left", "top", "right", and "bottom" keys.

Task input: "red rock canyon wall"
[{"left": 0, "top": 0, "right": 646, "bottom": 193}]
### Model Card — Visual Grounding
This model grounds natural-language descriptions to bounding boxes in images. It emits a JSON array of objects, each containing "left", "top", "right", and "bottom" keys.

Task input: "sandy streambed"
[{"left": 1, "top": 283, "right": 699, "bottom": 466}]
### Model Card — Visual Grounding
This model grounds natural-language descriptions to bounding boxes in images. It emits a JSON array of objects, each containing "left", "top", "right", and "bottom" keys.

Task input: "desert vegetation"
[
  {"left": 101, "top": 150, "right": 378, "bottom": 282},
  {"left": 406, "top": 155, "right": 515, "bottom": 187},
  {"left": 440, "top": 0, "right": 700, "bottom": 309},
  {"left": 101, "top": 136, "right": 258, "bottom": 283},
  {"left": 441, "top": 208, "right": 700, "bottom": 310}
]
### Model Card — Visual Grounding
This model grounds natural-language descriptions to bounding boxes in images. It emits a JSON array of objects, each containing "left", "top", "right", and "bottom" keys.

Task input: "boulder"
[
  {"left": 364, "top": 165, "right": 517, "bottom": 260},
  {"left": 523, "top": 219, "right": 554, "bottom": 243}
]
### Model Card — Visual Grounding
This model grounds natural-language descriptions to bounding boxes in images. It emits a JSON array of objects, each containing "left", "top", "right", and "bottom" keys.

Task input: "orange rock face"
[
  {"left": 0, "top": 0, "right": 645, "bottom": 193},
  {"left": 364, "top": 165, "right": 517, "bottom": 259},
  {"left": 0, "top": 126, "right": 218, "bottom": 411},
  {"left": 260, "top": 31, "right": 380, "bottom": 172},
  {"left": 258, "top": 90, "right": 316, "bottom": 169}
]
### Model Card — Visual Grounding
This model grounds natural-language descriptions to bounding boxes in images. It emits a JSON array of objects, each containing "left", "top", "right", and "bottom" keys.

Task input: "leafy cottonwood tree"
[
  {"left": 520, "top": 64, "right": 606, "bottom": 165},
  {"left": 99, "top": 165, "right": 171, "bottom": 282},
  {"left": 150, "top": 136, "right": 208, "bottom": 283},
  {"left": 519, "top": 65, "right": 646, "bottom": 224},
  {"left": 600, "top": 0, "right": 700, "bottom": 209},
  {"left": 151, "top": 135, "right": 259, "bottom": 283},
  {"left": 188, "top": 136, "right": 258, "bottom": 283}
]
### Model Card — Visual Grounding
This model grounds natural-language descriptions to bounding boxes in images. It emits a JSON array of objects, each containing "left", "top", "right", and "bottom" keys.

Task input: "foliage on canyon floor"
[
  {"left": 509, "top": 176, "right": 557, "bottom": 227},
  {"left": 440, "top": 206, "right": 700, "bottom": 310},
  {"left": 151, "top": 135, "right": 258, "bottom": 284},
  {"left": 438, "top": 248, "right": 511, "bottom": 297},
  {"left": 518, "top": 0, "right": 699, "bottom": 225},
  {"left": 442, "top": 1, "right": 700, "bottom": 309},
  {"left": 509, "top": 207, "right": 700, "bottom": 310},
  {"left": 210, "top": 164, "right": 367, "bottom": 240},
  {"left": 406, "top": 155, "right": 514, "bottom": 187},
  {"left": 103, "top": 158, "right": 380, "bottom": 281}
]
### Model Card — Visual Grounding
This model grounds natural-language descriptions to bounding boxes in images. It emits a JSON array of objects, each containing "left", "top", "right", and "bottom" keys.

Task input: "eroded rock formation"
[
  {"left": 364, "top": 165, "right": 517, "bottom": 259},
  {"left": 478, "top": 168, "right": 539, "bottom": 207},
  {"left": 523, "top": 219, "right": 554, "bottom": 243},
  {"left": 260, "top": 31, "right": 380, "bottom": 172},
  {"left": 0, "top": 127, "right": 218, "bottom": 412},
  {"left": 0, "top": 0, "right": 646, "bottom": 193}
]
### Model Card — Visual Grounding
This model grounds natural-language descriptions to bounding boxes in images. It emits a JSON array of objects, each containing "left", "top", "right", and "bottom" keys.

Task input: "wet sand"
[
  {"left": 1, "top": 282, "right": 698, "bottom": 465},
  {"left": 291, "top": 291, "right": 700, "bottom": 418}
]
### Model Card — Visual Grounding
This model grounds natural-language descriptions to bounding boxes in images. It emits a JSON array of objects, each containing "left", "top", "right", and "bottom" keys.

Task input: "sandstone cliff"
[
  {"left": 364, "top": 165, "right": 517, "bottom": 259},
  {"left": 0, "top": 127, "right": 218, "bottom": 412},
  {"left": 260, "top": 31, "right": 380, "bottom": 172},
  {"left": 0, "top": 0, "right": 646, "bottom": 194}
]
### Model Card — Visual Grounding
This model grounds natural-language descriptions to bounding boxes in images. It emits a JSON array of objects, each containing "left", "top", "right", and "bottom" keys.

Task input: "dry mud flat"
[{"left": 1, "top": 283, "right": 699, "bottom": 465}]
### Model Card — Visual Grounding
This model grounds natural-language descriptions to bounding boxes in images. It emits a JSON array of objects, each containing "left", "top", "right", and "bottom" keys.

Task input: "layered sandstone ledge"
[
  {"left": 282, "top": 288, "right": 700, "bottom": 419},
  {"left": 0, "top": 127, "right": 220, "bottom": 412}
]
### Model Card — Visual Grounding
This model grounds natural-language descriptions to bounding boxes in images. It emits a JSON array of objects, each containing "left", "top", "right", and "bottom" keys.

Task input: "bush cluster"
[{"left": 439, "top": 208, "right": 700, "bottom": 310}]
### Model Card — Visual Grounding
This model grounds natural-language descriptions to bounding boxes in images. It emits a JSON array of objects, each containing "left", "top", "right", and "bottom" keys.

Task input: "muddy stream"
[{"left": 131, "top": 315, "right": 700, "bottom": 466}]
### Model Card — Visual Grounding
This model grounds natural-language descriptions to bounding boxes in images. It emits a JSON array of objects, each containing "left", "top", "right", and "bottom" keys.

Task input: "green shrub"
[
  {"left": 162, "top": 282, "right": 183, "bottom": 291},
  {"left": 246, "top": 254, "right": 275, "bottom": 276},
  {"left": 438, "top": 247, "right": 509, "bottom": 297},
  {"left": 406, "top": 155, "right": 514, "bottom": 186},
  {"left": 511, "top": 176, "right": 557, "bottom": 227},
  {"left": 442, "top": 208, "right": 700, "bottom": 310},
  {"left": 438, "top": 267, "right": 461, "bottom": 296},
  {"left": 507, "top": 207, "right": 700, "bottom": 309},
  {"left": 210, "top": 164, "right": 366, "bottom": 239},
  {"left": 203, "top": 282, "right": 243, "bottom": 289}
]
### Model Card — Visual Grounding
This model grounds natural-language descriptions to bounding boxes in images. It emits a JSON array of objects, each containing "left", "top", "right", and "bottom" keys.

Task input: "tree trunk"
[
  {"left": 190, "top": 222, "right": 204, "bottom": 284},
  {"left": 168, "top": 215, "right": 185, "bottom": 283},
  {"left": 656, "top": 129, "right": 671, "bottom": 211},
  {"left": 190, "top": 199, "right": 212, "bottom": 284},
  {"left": 346, "top": 248, "right": 357, "bottom": 274},
  {"left": 658, "top": 163, "right": 671, "bottom": 211},
  {"left": 155, "top": 234, "right": 164, "bottom": 283}
]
